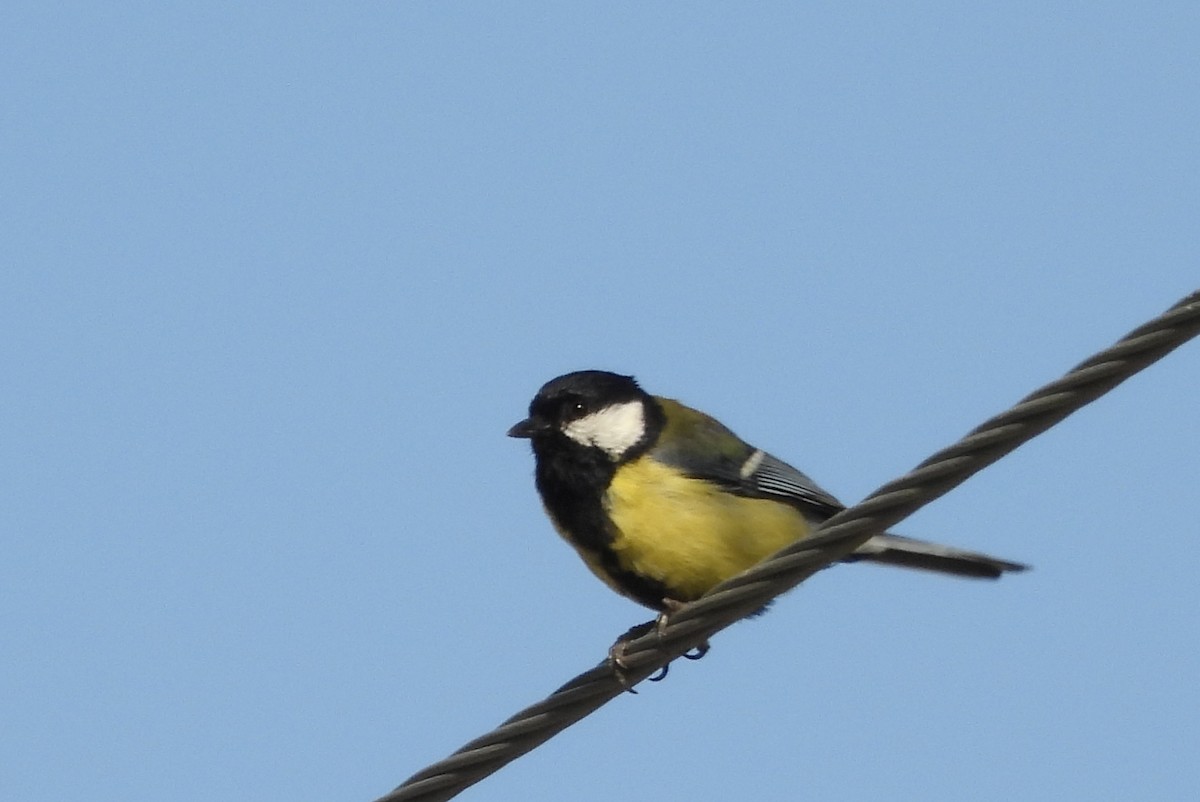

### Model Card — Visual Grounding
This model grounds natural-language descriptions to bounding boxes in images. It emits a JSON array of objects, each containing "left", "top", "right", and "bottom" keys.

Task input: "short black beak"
[{"left": 507, "top": 418, "right": 544, "bottom": 439}]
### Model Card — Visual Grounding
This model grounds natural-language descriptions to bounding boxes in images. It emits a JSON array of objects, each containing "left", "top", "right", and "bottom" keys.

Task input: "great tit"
[{"left": 509, "top": 370, "right": 1026, "bottom": 613}]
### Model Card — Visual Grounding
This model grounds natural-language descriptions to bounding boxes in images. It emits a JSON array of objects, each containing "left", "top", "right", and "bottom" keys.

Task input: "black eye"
[{"left": 565, "top": 398, "right": 590, "bottom": 419}]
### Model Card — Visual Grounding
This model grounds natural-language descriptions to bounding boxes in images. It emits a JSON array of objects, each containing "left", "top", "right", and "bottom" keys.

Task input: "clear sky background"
[{"left": 3, "top": 4, "right": 1198, "bottom": 801}]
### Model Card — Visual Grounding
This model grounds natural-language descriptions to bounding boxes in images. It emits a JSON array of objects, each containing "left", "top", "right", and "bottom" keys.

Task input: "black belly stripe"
[
  {"left": 534, "top": 446, "right": 613, "bottom": 550},
  {"left": 590, "top": 548, "right": 674, "bottom": 610},
  {"left": 534, "top": 444, "right": 674, "bottom": 611}
]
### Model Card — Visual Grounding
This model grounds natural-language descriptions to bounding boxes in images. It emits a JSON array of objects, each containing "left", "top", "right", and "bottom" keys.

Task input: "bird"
[{"left": 508, "top": 370, "right": 1026, "bottom": 615}]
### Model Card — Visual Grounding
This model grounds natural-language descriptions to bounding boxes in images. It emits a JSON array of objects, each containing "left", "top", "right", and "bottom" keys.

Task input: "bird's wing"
[{"left": 649, "top": 398, "right": 845, "bottom": 519}]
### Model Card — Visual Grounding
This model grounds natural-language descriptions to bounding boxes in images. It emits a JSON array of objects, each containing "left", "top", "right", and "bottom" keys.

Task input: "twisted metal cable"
[{"left": 379, "top": 290, "right": 1200, "bottom": 802}]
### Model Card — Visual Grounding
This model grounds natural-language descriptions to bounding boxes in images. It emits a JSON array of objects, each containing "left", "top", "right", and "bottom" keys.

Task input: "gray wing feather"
[
  {"left": 647, "top": 402, "right": 1027, "bottom": 578},
  {"left": 646, "top": 403, "right": 843, "bottom": 518},
  {"left": 748, "top": 451, "right": 844, "bottom": 517}
]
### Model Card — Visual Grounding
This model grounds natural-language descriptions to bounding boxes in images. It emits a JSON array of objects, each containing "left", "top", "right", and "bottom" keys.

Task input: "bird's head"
[{"left": 508, "top": 370, "right": 658, "bottom": 462}]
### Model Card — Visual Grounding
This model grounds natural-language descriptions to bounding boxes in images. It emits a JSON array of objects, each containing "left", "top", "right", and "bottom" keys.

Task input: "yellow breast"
[{"left": 598, "top": 457, "right": 813, "bottom": 602}]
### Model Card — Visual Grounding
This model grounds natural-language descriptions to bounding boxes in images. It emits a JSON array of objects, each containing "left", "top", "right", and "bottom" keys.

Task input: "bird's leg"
[
  {"left": 607, "top": 598, "right": 711, "bottom": 687},
  {"left": 656, "top": 598, "right": 711, "bottom": 663},
  {"left": 607, "top": 619, "right": 657, "bottom": 689},
  {"left": 644, "top": 600, "right": 712, "bottom": 680},
  {"left": 609, "top": 619, "right": 657, "bottom": 665}
]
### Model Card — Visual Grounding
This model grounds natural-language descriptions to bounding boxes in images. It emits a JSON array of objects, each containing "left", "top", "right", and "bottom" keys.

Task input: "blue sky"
[{"left": 3, "top": 4, "right": 1198, "bottom": 801}]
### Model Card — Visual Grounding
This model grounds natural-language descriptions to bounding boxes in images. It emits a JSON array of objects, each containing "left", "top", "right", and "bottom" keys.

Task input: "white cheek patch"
[{"left": 562, "top": 401, "right": 646, "bottom": 458}]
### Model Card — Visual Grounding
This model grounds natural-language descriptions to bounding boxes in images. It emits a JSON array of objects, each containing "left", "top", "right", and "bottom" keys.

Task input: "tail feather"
[{"left": 845, "top": 533, "right": 1027, "bottom": 579}]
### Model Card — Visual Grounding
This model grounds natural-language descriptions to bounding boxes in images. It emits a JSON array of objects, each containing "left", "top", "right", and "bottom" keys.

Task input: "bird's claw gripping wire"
[{"left": 607, "top": 598, "right": 711, "bottom": 690}]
